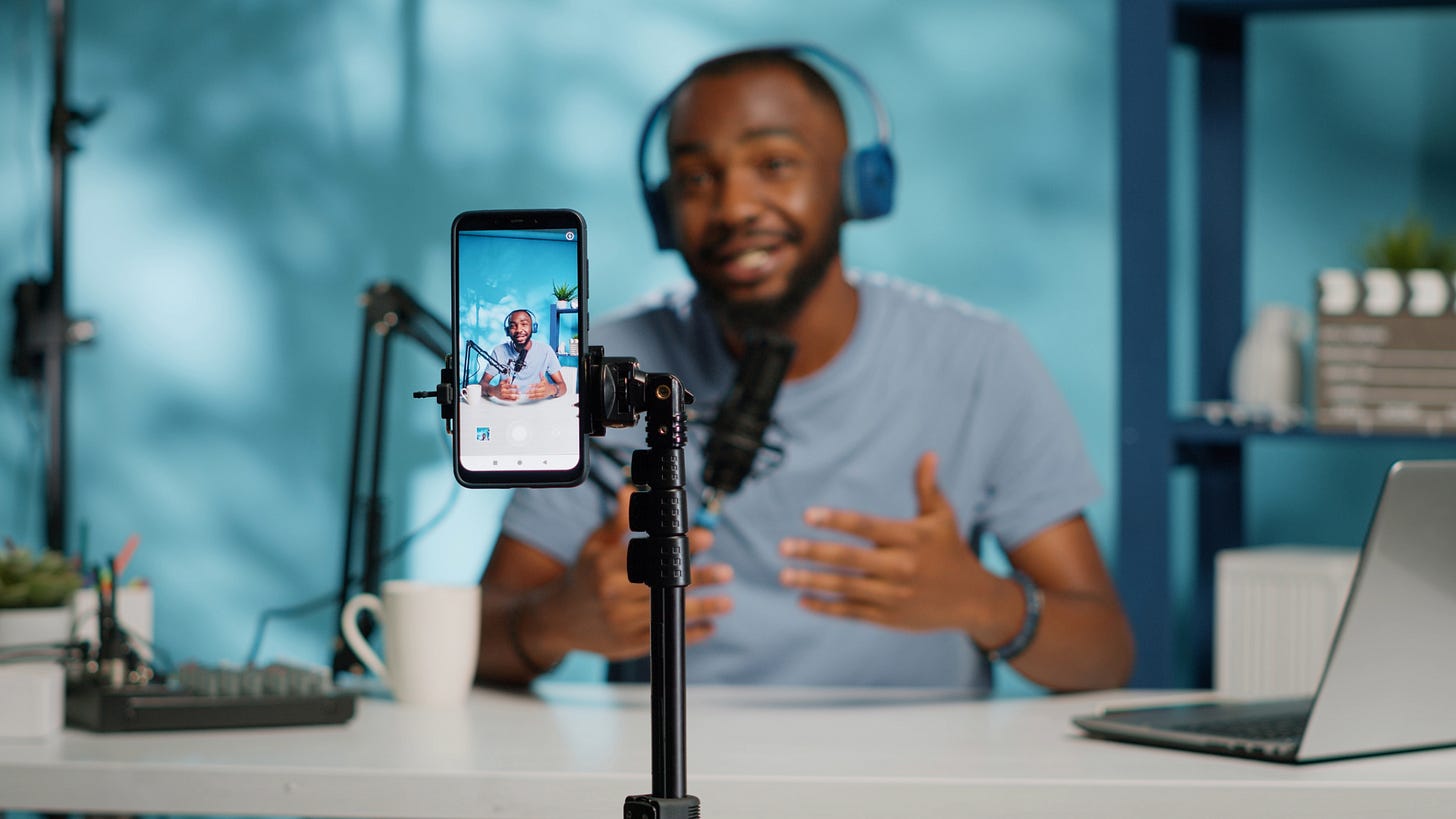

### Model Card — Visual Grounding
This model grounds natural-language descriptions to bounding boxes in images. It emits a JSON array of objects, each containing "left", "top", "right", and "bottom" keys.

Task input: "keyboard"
[
  {"left": 1167, "top": 714, "right": 1306, "bottom": 743},
  {"left": 66, "top": 661, "right": 357, "bottom": 733}
]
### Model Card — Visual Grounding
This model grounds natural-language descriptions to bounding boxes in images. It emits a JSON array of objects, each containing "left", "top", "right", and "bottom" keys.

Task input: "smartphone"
[{"left": 451, "top": 209, "right": 587, "bottom": 488}]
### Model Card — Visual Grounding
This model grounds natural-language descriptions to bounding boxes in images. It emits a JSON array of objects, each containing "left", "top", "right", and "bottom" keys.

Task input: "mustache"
[{"left": 703, "top": 226, "right": 802, "bottom": 255}]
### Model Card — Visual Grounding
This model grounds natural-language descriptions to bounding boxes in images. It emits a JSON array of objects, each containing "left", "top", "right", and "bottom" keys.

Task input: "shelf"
[
  {"left": 1171, "top": 417, "right": 1456, "bottom": 448},
  {"left": 1116, "top": 0, "right": 1456, "bottom": 688},
  {"left": 1176, "top": 0, "right": 1455, "bottom": 14},
  {"left": 548, "top": 303, "right": 580, "bottom": 363}
]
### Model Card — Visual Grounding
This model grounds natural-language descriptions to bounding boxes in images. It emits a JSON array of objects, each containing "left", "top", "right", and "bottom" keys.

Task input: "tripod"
[{"left": 422, "top": 344, "right": 700, "bottom": 817}]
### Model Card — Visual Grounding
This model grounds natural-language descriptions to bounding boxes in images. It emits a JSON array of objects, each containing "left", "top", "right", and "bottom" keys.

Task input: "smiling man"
[
  {"left": 482, "top": 308, "right": 567, "bottom": 403},
  {"left": 472, "top": 46, "right": 1134, "bottom": 692}
]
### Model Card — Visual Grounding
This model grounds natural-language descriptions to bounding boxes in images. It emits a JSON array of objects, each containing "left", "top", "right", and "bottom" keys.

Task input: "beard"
[{"left": 694, "top": 227, "right": 841, "bottom": 336}]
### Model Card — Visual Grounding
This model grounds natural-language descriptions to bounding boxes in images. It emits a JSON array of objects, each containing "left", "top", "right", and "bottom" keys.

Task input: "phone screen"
[{"left": 451, "top": 209, "right": 587, "bottom": 487}]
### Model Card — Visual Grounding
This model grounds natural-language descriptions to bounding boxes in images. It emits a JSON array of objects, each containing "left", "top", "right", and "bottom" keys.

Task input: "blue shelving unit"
[
  {"left": 1116, "top": 0, "right": 1456, "bottom": 688},
  {"left": 549, "top": 303, "right": 580, "bottom": 367}
]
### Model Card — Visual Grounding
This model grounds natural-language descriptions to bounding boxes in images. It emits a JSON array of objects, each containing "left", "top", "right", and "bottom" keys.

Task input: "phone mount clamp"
[{"left": 418, "top": 344, "right": 700, "bottom": 818}]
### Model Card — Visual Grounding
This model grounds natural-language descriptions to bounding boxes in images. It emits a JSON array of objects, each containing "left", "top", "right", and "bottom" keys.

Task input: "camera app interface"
[{"left": 456, "top": 228, "right": 582, "bottom": 473}]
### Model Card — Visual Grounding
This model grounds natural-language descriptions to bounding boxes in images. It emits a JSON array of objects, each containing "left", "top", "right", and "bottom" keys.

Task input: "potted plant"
[
  {"left": 0, "top": 540, "right": 83, "bottom": 649},
  {"left": 1363, "top": 213, "right": 1456, "bottom": 272},
  {"left": 552, "top": 282, "right": 578, "bottom": 308}
]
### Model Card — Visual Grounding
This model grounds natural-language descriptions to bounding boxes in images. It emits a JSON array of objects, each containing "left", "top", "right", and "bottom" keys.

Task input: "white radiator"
[{"left": 1214, "top": 546, "right": 1359, "bottom": 699}]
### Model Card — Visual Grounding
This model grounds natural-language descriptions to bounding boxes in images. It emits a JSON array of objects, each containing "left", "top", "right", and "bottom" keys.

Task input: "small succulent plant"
[
  {"left": 1363, "top": 214, "right": 1456, "bottom": 272},
  {"left": 0, "top": 539, "right": 83, "bottom": 608}
]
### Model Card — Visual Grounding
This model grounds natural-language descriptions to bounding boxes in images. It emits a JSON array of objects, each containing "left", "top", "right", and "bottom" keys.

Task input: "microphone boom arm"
[{"left": 331, "top": 281, "right": 451, "bottom": 678}]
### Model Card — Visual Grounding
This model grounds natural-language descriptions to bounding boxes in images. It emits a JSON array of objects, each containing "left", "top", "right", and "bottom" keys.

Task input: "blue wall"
[{"left": 1, "top": 1, "right": 1453, "bottom": 687}]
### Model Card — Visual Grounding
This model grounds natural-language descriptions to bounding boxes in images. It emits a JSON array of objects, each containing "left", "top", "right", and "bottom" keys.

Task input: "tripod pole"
[
  {"left": 651, "top": 584, "right": 687, "bottom": 797},
  {"left": 623, "top": 373, "right": 699, "bottom": 817}
]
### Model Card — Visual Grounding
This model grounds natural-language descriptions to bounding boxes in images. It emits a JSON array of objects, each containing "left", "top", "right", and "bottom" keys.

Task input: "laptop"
[{"left": 1074, "top": 459, "right": 1456, "bottom": 763}]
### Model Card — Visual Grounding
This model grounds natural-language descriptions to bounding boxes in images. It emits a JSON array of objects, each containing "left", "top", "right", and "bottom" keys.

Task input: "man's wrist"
[
  {"left": 508, "top": 595, "right": 565, "bottom": 677},
  {"left": 983, "top": 571, "right": 1043, "bottom": 663}
]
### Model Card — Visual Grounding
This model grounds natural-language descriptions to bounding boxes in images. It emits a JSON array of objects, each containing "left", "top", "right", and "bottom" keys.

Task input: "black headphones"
[
  {"left": 503, "top": 309, "right": 538, "bottom": 337},
  {"left": 636, "top": 43, "right": 896, "bottom": 251}
]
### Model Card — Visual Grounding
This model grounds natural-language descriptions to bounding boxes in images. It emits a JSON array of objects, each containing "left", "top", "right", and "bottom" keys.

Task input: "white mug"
[{"left": 340, "top": 580, "right": 481, "bottom": 706}]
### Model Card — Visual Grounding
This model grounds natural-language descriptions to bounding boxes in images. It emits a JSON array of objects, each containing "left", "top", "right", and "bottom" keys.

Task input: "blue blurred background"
[{"left": 1, "top": 1, "right": 1454, "bottom": 689}]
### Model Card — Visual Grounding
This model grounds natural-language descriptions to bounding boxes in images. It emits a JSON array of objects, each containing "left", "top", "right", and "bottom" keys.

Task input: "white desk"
[{"left": 3, "top": 684, "right": 1455, "bottom": 817}]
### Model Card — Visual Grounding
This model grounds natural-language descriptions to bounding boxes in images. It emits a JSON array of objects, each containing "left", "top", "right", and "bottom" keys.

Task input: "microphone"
[{"left": 696, "top": 331, "right": 796, "bottom": 530}]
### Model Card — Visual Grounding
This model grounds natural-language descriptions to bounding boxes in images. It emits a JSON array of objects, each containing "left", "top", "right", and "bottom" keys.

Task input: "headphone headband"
[
  {"left": 504, "top": 308, "right": 538, "bottom": 336},
  {"left": 637, "top": 43, "right": 896, "bottom": 251}
]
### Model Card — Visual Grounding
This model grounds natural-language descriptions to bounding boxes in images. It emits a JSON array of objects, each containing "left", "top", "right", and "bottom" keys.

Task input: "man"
[
  {"left": 474, "top": 47, "right": 1134, "bottom": 691},
  {"left": 483, "top": 308, "right": 567, "bottom": 402}
]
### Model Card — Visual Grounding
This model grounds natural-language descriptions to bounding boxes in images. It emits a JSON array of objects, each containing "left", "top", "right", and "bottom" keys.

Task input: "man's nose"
[{"left": 713, "top": 166, "right": 763, "bottom": 227}]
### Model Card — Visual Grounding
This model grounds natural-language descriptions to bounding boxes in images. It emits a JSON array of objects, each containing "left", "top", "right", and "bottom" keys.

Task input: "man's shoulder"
[
  {"left": 594, "top": 286, "right": 700, "bottom": 342},
  {"left": 853, "top": 270, "right": 1017, "bottom": 339}
]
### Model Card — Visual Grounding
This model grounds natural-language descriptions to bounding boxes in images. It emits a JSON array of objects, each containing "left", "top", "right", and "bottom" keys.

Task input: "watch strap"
[{"left": 985, "top": 570, "right": 1043, "bottom": 664}]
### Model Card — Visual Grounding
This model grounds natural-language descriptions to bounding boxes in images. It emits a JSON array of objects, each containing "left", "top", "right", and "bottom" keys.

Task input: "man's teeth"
[{"left": 736, "top": 249, "right": 770, "bottom": 270}]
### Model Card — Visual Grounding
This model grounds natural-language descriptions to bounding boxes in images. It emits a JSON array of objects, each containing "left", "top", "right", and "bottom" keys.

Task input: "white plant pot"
[{"left": 0, "top": 605, "right": 72, "bottom": 649}]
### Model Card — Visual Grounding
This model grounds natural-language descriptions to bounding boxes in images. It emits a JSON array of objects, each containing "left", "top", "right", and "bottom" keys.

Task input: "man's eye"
[
  {"left": 760, "top": 156, "right": 798, "bottom": 175},
  {"left": 673, "top": 169, "right": 714, "bottom": 192}
]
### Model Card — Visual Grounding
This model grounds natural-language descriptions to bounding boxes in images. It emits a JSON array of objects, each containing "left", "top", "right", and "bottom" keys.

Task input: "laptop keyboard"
[{"left": 1169, "top": 714, "right": 1306, "bottom": 743}]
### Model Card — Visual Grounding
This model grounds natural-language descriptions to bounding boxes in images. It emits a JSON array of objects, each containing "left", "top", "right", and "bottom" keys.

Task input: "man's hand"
[
  {"left": 548, "top": 486, "right": 733, "bottom": 661},
  {"left": 496, "top": 380, "right": 521, "bottom": 401},
  {"left": 777, "top": 451, "right": 1000, "bottom": 633},
  {"left": 523, "top": 375, "right": 559, "bottom": 401}
]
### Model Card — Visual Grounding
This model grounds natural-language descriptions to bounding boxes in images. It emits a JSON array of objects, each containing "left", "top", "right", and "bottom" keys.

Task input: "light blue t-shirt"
[
  {"left": 486, "top": 339, "right": 561, "bottom": 388},
  {"left": 499, "top": 272, "right": 1100, "bottom": 690}
]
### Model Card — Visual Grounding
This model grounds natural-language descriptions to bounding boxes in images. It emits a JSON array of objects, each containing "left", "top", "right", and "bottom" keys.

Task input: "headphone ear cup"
[
  {"left": 841, "top": 143, "right": 895, "bottom": 221},
  {"left": 644, "top": 184, "right": 675, "bottom": 250}
]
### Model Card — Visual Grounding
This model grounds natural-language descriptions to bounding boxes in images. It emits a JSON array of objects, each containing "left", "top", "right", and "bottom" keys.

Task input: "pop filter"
[{"left": 697, "top": 331, "right": 796, "bottom": 527}]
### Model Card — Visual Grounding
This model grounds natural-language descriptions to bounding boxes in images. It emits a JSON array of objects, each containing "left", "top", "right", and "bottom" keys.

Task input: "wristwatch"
[{"left": 985, "top": 570, "right": 1043, "bottom": 663}]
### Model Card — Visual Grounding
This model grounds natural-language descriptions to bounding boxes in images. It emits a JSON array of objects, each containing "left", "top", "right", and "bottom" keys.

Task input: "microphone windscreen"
[{"left": 701, "top": 331, "right": 796, "bottom": 496}]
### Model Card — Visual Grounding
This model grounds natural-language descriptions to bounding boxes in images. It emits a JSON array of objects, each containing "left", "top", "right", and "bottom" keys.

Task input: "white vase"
[
  {"left": 0, "top": 605, "right": 72, "bottom": 650},
  {"left": 1231, "top": 304, "right": 1306, "bottom": 413}
]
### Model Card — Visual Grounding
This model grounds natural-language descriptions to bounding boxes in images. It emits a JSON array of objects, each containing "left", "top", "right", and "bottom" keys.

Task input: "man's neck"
[{"left": 722, "top": 258, "right": 858, "bottom": 380}]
